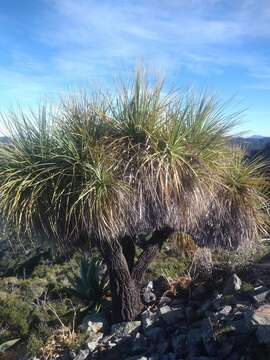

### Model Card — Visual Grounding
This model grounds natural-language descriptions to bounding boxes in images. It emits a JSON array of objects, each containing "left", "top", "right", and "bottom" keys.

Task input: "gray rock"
[
  {"left": 247, "top": 304, "right": 270, "bottom": 343},
  {"left": 248, "top": 304, "right": 270, "bottom": 326},
  {"left": 56, "top": 354, "right": 72, "bottom": 360},
  {"left": 73, "top": 349, "right": 90, "bottom": 360},
  {"left": 212, "top": 293, "right": 223, "bottom": 311},
  {"left": 157, "top": 305, "right": 171, "bottom": 315},
  {"left": 234, "top": 303, "right": 250, "bottom": 312},
  {"left": 257, "top": 326, "right": 270, "bottom": 344},
  {"left": 80, "top": 312, "right": 108, "bottom": 334},
  {"left": 131, "top": 333, "right": 147, "bottom": 355},
  {"left": 111, "top": 321, "right": 141, "bottom": 337},
  {"left": 125, "top": 357, "right": 148, "bottom": 360},
  {"left": 142, "top": 287, "right": 156, "bottom": 305},
  {"left": 141, "top": 309, "right": 156, "bottom": 330},
  {"left": 87, "top": 332, "right": 103, "bottom": 352},
  {"left": 158, "top": 305, "right": 185, "bottom": 325},
  {"left": 201, "top": 318, "right": 217, "bottom": 356},
  {"left": 159, "top": 295, "right": 172, "bottom": 306},
  {"left": 252, "top": 286, "right": 270, "bottom": 304},
  {"left": 219, "top": 305, "right": 232, "bottom": 317},
  {"left": 223, "top": 274, "right": 242, "bottom": 294}
]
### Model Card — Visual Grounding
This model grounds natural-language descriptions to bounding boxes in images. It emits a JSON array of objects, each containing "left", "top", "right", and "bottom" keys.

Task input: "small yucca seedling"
[{"left": 68, "top": 256, "right": 110, "bottom": 311}]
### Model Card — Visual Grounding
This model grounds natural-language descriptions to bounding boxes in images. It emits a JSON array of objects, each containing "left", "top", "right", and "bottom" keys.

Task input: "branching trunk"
[
  {"left": 131, "top": 242, "right": 161, "bottom": 284},
  {"left": 99, "top": 227, "right": 173, "bottom": 322},
  {"left": 100, "top": 238, "right": 141, "bottom": 322},
  {"left": 132, "top": 227, "right": 173, "bottom": 285}
]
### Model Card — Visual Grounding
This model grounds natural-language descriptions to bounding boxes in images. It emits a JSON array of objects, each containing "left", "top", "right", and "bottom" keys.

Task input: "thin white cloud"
[
  {"left": 34, "top": 0, "right": 270, "bottom": 81},
  {"left": 1, "top": 0, "right": 270, "bottom": 110}
]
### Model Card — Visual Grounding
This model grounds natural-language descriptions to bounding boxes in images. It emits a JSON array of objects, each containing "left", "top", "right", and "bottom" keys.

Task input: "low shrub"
[
  {"left": 149, "top": 249, "right": 191, "bottom": 279},
  {"left": 26, "top": 334, "right": 44, "bottom": 357},
  {"left": 0, "top": 293, "right": 31, "bottom": 337}
]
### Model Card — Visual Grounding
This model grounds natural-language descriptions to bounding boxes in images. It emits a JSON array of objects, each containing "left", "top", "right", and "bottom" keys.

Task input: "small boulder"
[
  {"left": 223, "top": 274, "right": 242, "bottom": 295},
  {"left": 252, "top": 286, "right": 270, "bottom": 304},
  {"left": 80, "top": 312, "right": 108, "bottom": 334},
  {"left": 111, "top": 321, "right": 141, "bottom": 337},
  {"left": 218, "top": 305, "right": 232, "bottom": 317},
  {"left": 87, "top": 332, "right": 103, "bottom": 352},
  {"left": 73, "top": 349, "right": 90, "bottom": 360},
  {"left": 141, "top": 309, "right": 156, "bottom": 330},
  {"left": 247, "top": 304, "right": 270, "bottom": 343},
  {"left": 141, "top": 287, "right": 156, "bottom": 305},
  {"left": 131, "top": 332, "right": 147, "bottom": 353},
  {"left": 159, "top": 295, "right": 172, "bottom": 306},
  {"left": 157, "top": 305, "right": 185, "bottom": 325}
]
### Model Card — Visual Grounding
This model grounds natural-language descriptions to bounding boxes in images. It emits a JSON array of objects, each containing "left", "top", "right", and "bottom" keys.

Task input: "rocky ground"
[
  {"left": 2, "top": 239, "right": 270, "bottom": 360},
  {"left": 35, "top": 266, "right": 270, "bottom": 360}
]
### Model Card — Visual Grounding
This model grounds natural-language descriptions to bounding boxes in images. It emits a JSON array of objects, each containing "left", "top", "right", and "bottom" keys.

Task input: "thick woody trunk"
[
  {"left": 101, "top": 239, "right": 141, "bottom": 322},
  {"left": 100, "top": 227, "right": 173, "bottom": 322}
]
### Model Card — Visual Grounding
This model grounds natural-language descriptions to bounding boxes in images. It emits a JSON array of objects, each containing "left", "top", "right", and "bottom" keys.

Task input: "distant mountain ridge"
[
  {"left": 0, "top": 135, "right": 269, "bottom": 157},
  {"left": 232, "top": 136, "right": 270, "bottom": 154},
  {"left": 248, "top": 135, "right": 266, "bottom": 139}
]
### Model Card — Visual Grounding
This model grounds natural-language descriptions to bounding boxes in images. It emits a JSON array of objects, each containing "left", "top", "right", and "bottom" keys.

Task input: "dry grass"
[
  {"left": 38, "top": 301, "right": 78, "bottom": 360},
  {"left": 40, "top": 325, "right": 77, "bottom": 360}
]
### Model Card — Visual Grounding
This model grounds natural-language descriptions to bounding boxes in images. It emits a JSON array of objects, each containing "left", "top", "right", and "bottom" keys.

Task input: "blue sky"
[{"left": 0, "top": 0, "right": 270, "bottom": 135}]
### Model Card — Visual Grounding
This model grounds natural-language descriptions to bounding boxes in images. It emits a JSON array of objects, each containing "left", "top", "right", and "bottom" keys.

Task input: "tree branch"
[{"left": 132, "top": 227, "right": 173, "bottom": 285}]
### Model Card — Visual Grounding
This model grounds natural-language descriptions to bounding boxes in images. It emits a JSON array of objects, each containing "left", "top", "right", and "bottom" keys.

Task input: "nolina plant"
[{"left": 0, "top": 69, "right": 268, "bottom": 322}]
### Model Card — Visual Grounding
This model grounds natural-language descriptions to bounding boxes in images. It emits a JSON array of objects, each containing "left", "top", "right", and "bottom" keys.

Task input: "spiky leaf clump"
[
  {"left": 0, "top": 70, "right": 266, "bottom": 251},
  {"left": 192, "top": 147, "right": 269, "bottom": 248},
  {"left": 68, "top": 256, "right": 109, "bottom": 311}
]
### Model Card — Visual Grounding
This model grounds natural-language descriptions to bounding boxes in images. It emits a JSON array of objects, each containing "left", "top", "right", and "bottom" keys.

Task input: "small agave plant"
[{"left": 69, "top": 255, "right": 110, "bottom": 311}]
